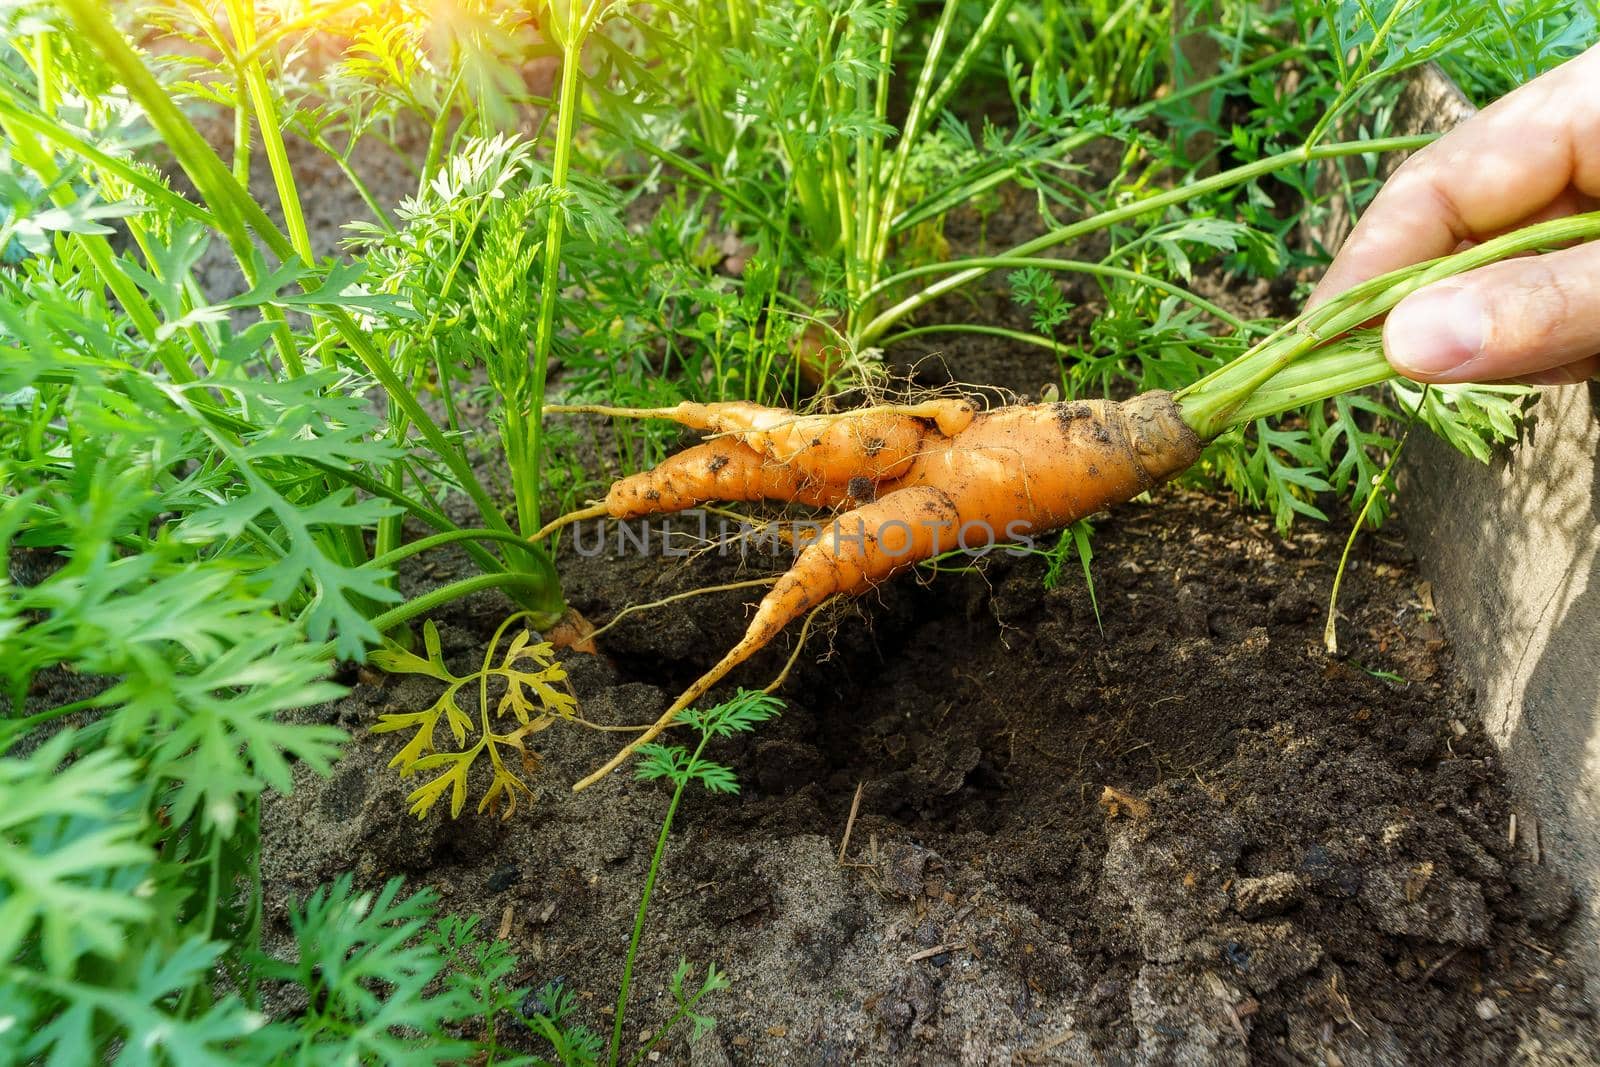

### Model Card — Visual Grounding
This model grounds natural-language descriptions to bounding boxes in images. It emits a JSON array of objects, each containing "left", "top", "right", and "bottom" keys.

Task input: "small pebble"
[{"left": 1475, "top": 997, "right": 1500, "bottom": 1021}]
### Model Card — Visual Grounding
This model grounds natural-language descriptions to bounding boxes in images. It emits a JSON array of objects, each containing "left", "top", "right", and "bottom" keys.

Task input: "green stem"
[
  {"left": 232, "top": 59, "right": 251, "bottom": 186},
  {"left": 421, "top": 59, "right": 465, "bottom": 192},
  {"left": 627, "top": 984, "right": 721, "bottom": 1067},
  {"left": 0, "top": 113, "right": 182, "bottom": 377},
  {"left": 1302, "top": 0, "right": 1412, "bottom": 150},
  {"left": 877, "top": 322, "right": 1066, "bottom": 352},
  {"left": 867, "top": 0, "right": 961, "bottom": 280},
  {"left": 314, "top": 573, "right": 563, "bottom": 661},
  {"left": 59, "top": 0, "right": 307, "bottom": 375},
  {"left": 33, "top": 32, "right": 53, "bottom": 112},
  {"left": 303, "top": 128, "right": 396, "bottom": 233},
  {"left": 856, "top": 134, "right": 1435, "bottom": 345},
  {"left": 228, "top": 0, "right": 315, "bottom": 266},
  {"left": 525, "top": 4, "right": 594, "bottom": 535},
  {"left": 526, "top": 96, "right": 782, "bottom": 233},
  {"left": 1323, "top": 395, "right": 1421, "bottom": 654},
  {"left": 0, "top": 101, "right": 217, "bottom": 230},
  {"left": 1178, "top": 209, "right": 1600, "bottom": 437},
  {"left": 856, "top": 0, "right": 897, "bottom": 304},
  {"left": 366, "top": 528, "right": 539, "bottom": 571},
  {"left": 0, "top": 697, "right": 101, "bottom": 749},
  {"left": 875, "top": 255, "right": 1249, "bottom": 331},
  {"left": 609, "top": 730, "right": 706, "bottom": 1066},
  {"left": 889, "top": 46, "right": 1306, "bottom": 235}
]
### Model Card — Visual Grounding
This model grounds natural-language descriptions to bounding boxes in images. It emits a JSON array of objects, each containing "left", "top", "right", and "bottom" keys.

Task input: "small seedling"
[
  {"left": 1044, "top": 519, "right": 1103, "bottom": 636},
  {"left": 371, "top": 615, "right": 577, "bottom": 819},
  {"left": 1356, "top": 663, "right": 1410, "bottom": 686},
  {"left": 607, "top": 689, "right": 781, "bottom": 1065}
]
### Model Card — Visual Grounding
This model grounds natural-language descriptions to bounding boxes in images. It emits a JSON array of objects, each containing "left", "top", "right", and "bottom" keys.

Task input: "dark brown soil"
[{"left": 265, "top": 475, "right": 1597, "bottom": 1063}]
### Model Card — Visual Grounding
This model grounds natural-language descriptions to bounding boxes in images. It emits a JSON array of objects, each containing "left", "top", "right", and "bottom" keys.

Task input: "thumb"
[{"left": 1383, "top": 240, "right": 1600, "bottom": 384}]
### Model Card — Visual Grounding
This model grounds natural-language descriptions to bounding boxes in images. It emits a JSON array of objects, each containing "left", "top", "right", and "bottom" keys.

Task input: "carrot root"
[
  {"left": 530, "top": 502, "right": 608, "bottom": 543},
  {"left": 572, "top": 487, "right": 960, "bottom": 791},
  {"left": 565, "top": 390, "right": 1203, "bottom": 791}
]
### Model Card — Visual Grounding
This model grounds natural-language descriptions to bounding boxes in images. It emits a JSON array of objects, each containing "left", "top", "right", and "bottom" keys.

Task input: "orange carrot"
[
  {"left": 559, "top": 390, "right": 1201, "bottom": 790},
  {"left": 604, "top": 437, "right": 849, "bottom": 518},
  {"left": 538, "top": 399, "right": 976, "bottom": 535}
]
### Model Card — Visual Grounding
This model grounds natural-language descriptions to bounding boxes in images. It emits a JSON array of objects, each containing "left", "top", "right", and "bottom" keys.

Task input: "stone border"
[{"left": 1325, "top": 65, "right": 1600, "bottom": 1007}]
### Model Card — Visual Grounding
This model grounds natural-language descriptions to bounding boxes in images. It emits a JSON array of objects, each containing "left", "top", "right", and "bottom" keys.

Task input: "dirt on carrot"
[{"left": 548, "top": 390, "right": 1205, "bottom": 789}]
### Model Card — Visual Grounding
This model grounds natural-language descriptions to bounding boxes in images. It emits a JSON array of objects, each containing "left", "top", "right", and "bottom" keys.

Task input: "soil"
[
  {"left": 267, "top": 471, "right": 1600, "bottom": 1064},
  {"left": 152, "top": 96, "right": 1600, "bottom": 1064}
]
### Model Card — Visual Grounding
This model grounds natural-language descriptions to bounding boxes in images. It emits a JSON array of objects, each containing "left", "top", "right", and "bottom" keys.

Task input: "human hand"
[{"left": 1311, "top": 43, "right": 1600, "bottom": 385}]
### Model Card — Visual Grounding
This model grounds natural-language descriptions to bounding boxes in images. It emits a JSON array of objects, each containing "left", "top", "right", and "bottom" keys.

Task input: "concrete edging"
[{"left": 1344, "top": 66, "right": 1600, "bottom": 1004}]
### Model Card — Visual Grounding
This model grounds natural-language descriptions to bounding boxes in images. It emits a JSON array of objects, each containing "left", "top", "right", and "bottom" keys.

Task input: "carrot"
[
  {"left": 604, "top": 437, "right": 850, "bottom": 518},
  {"left": 554, "top": 390, "right": 1200, "bottom": 790},
  {"left": 534, "top": 398, "right": 977, "bottom": 540}
]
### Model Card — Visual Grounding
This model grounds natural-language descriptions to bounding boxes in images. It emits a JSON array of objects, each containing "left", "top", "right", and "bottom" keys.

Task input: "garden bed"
[
  {"left": 265, "top": 466, "right": 1597, "bottom": 1064},
  {"left": 220, "top": 165, "right": 1597, "bottom": 1054},
  {"left": 11, "top": 7, "right": 1599, "bottom": 1063},
  {"left": 225, "top": 103, "right": 1600, "bottom": 1062}
]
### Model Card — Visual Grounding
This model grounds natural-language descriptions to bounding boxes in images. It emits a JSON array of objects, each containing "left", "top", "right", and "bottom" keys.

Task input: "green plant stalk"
[
  {"left": 825, "top": 78, "right": 859, "bottom": 298},
  {"left": 227, "top": 0, "right": 316, "bottom": 268},
  {"left": 856, "top": 134, "right": 1436, "bottom": 345},
  {"left": 232, "top": 60, "right": 252, "bottom": 186},
  {"left": 523, "top": 97, "right": 784, "bottom": 235},
  {"left": 0, "top": 114, "right": 195, "bottom": 386},
  {"left": 33, "top": 32, "right": 53, "bottom": 112},
  {"left": 62, "top": 0, "right": 553, "bottom": 579},
  {"left": 420, "top": 59, "right": 466, "bottom": 192},
  {"left": 877, "top": 322, "right": 1064, "bottom": 352},
  {"left": 628, "top": 979, "right": 723, "bottom": 1067},
  {"left": 878, "top": 255, "right": 1249, "bottom": 330},
  {"left": 867, "top": 0, "right": 960, "bottom": 283},
  {"left": 58, "top": 0, "right": 307, "bottom": 375},
  {"left": 62, "top": 0, "right": 563, "bottom": 622},
  {"left": 1302, "top": 0, "right": 1412, "bottom": 150},
  {"left": 524, "top": 2, "right": 594, "bottom": 537},
  {"left": 917, "top": 0, "right": 1019, "bottom": 137},
  {"left": 889, "top": 45, "right": 1306, "bottom": 236},
  {"left": 1178, "top": 209, "right": 1600, "bottom": 437},
  {"left": 366, "top": 528, "right": 547, "bottom": 572},
  {"left": 0, "top": 92, "right": 163, "bottom": 329},
  {"left": 312, "top": 572, "right": 555, "bottom": 661},
  {"left": 1324, "top": 399, "right": 1420, "bottom": 654},
  {"left": 1218, "top": 338, "right": 1392, "bottom": 424},
  {"left": 608, "top": 729, "right": 707, "bottom": 1067},
  {"left": 375, "top": 181, "right": 503, "bottom": 566},
  {"left": 301, "top": 127, "right": 396, "bottom": 234},
  {"left": 214, "top": 0, "right": 371, "bottom": 576},
  {"left": 855, "top": 0, "right": 898, "bottom": 311},
  {"left": 123, "top": 216, "right": 224, "bottom": 372},
  {"left": 231, "top": 0, "right": 366, "bottom": 65}
]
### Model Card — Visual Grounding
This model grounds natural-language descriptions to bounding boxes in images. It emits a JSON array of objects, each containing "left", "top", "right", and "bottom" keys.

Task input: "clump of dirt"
[{"left": 264, "top": 485, "right": 1597, "bottom": 1064}]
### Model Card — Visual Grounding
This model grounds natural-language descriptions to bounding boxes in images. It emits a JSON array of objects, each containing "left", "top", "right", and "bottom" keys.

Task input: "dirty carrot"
[
  {"left": 561, "top": 391, "right": 1199, "bottom": 790},
  {"left": 553, "top": 210, "right": 1600, "bottom": 791}
]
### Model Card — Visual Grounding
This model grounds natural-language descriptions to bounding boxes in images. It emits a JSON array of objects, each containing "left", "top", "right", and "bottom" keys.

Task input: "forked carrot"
[{"left": 553, "top": 390, "right": 1200, "bottom": 790}]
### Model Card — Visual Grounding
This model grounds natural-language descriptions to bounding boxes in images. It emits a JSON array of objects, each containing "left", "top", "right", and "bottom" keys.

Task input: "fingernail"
[{"left": 1385, "top": 286, "right": 1485, "bottom": 378}]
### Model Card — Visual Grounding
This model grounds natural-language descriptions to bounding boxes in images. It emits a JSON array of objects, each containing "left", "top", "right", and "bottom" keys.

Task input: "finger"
[
  {"left": 1383, "top": 240, "right": 1600, "bottom": 383},
  {"left": 1491, "top": 188, "right": 1600, "bottom": 235},
  {"left": 1510, "top": 355, "right": 1600, "bottom": 387},
  {"left": 1310, "top": 44, "right": 1600, "bottom": 306}
]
